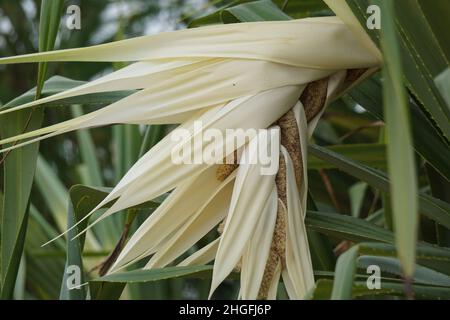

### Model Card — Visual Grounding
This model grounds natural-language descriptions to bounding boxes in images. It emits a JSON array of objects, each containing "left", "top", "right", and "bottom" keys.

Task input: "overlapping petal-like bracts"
[
  {"left": 0, "top": 12, "right": 381, "bottom": 299},
  {"left": 0, "top": 17, "right": 379, "bottom": 149}
]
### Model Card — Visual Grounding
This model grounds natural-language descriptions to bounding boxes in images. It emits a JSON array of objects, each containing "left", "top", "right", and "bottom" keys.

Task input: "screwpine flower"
[{"left": 0, "top": 4, "right": 380, "bottom": 299}]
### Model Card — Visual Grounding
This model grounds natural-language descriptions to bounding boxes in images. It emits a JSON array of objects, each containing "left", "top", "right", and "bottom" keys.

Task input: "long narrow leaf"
[
  {"left": 331, "top": 245, "right": 358, "bottom": 300},
  {"left": 376, "top": 0, "right": 418, "bottom": 277},
  {"left": 309, "top": 144, "right": 450, "bottom": 229},
  {"left": 96, "top": 265, "right": 214, "bottom": 283}
]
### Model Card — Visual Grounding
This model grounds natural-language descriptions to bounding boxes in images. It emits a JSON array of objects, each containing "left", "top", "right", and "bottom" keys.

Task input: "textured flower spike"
[
  {"left": 112, "top": 68, "right": 369, "bottom": 299},
  {"left": 209, "top": 70, "right": 353, "bottom": 299},
  {"left": 106, "top": 86, "right": 302, "bottom": 271}
]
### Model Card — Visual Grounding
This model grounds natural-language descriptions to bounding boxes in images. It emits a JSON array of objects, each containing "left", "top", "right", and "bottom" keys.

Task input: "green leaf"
[
  {"left": 435, "top": 67, "right": 450, "bottom": 109},
  {"left": 69, "top": 185, "right": 164, "bottom": 212},
  {"left": 346, "top": 0, "right": 450, "bottom": 141},
  {"left": 189, "top": 0, "right": 329, "bottom": 27},
  {"left": 365, "top": 209, "right": 385, "bottom": 226},
  {"left": 38, "top": 0, "right": 63, "bottom": 53},
  {"left": 89, "top": 282, "right": 126, "bottom": 300},
  {"left": 66, "top": 185, "right": 126, "bottom": 300},
  {"left": 311, "top": 278, "right": 450, "bottom": 300},
  {"left": 308, "top": 279, "right": 333, "bottom": 300},
  {"left": 357, "top": 256, "right": 450, "bottom": 287},
  {"left": 349, "top": 75, "right": 450, "bottom": 181},
  {"left": 221, "top": 0, "right": 291, "bottom": 23},
  {"left": 0, "top": 110, "right": 43, "bottom": 299},
  {"left": 419, "top": 195, "right": 450, "bottom": 232},
  {"left": 331, "top": 245, "right": 358, "bottom": 300},
  {"left": 127, "top": 125, "right": 168, "bottom": 299},
  {"left": 308, "top": 144, "right": 386, "bottom": 170},
  {"left": 306, "top": 194, "right": 336, "bottom": 272},
  {"left": 329, "top": 242, "right": 450, "bottom": 300},
  {"left": 306, "top": 210, "right": 394, "bottom": 244},
  {"left": 59, "top": 186, "right": 92, "bottom": 300},
  {"left": 360, "top": 242, "right": 450, "bottom": 273},
  {"left": 35, "top": 156, "right": 102, "bottom": 251},
  {"left": 426, "top": 164, "right": 450, "bottom": 247},
  {"left": 95, "top": 265, "right": 214, "bottom": 283},
  {"left": 35, "top": 155, "right": 69, "bottom": 231},
  {"left": 349, "top": 182, "right": 368, "bottom": 218},
  {"left": 71, "top": 105, "right": 123, "bottom": 247},
  {"left": 139, "top": 125, "right": 167, "bottom": 158},
  {"left": 1, "top": 76, "right": 133, "bottom": 111},
  {"left": 13, "top": 255, "right": 26, "bottom": 300},
  {"left": 0, "top": 0, "right": 63, "bottom": 298},
  {"left": 355, "top": 281, "right": 450, "bottom": 299},
  {"left": 3, "top": 76, "right": 84, "bottom": 109},
  {"left": 0, "top": 191, "right": 2, "bottom": 226},
  {"left": 112, "top": 125, "right": 142, "bottom": 183},
  {"left": 66, "top": 184, "right": 162, "bottom": 299},
  {"left": 395, "top": 0, "right": 450, "bottom": 141},
  {"left": 309, "top": 144, "right": 450, "bottom": 229},
  {"left": 307, "top": 211, "right": 450, "bottom": 274},
  {"left": 70, "top": 105, "right": 104, "bottom": 187},
  {"left": 375, "top": 0, "right": 418, "bottom": 277},
  {"left": 417, "top": 0, "right": 450, "bottom": 61},
  {"left": 26, "top": 206, "right": 65, "bottom": 299},
  {"left": 309, "top": 144, "right": 390, "bottom": 190},
  {"left": 59, "top": 181, "right": 144, "bottom": 300},
  {"left": 36, "top": 0, "right": 63, "bottom": 98},
  {"left": 276, "top": 0, "right": 330, "bottom": 18}
]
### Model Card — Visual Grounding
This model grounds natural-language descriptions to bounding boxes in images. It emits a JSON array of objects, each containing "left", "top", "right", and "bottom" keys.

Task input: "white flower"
[{"left": 0, "top": 14, "right": 380, "bottom": 299}]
